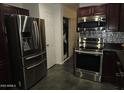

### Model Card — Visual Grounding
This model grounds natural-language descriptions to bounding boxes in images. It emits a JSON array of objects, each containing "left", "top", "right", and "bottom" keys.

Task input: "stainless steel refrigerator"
[{"left": 4, "top": 15, "right": 47, "bottom": 89}]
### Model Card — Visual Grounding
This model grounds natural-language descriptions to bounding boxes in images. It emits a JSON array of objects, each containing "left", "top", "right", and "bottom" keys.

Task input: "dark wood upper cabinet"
[
  {"left": 1, "top": 5, "right": 17, "bottom": 15},
  {"left": 0, "top": 4, "right": 29, "bottom": 16},
  {"left": 119, "top": 4, "right": 124, "bottom": 32},
  {"left": 93, "top": 4, "right": 106, "bottom": 16},
  {"left": 78, "top": 4, "right": 106, "bottom": 17},
  {"left": 16, "top": 7, "right": 29, "bottom": 16},
  {"left": 78, "top": 7, "right": 92, "bottom": 17},
  {"left": 106, "top": 4, "right": 120, "bottom": 31}
]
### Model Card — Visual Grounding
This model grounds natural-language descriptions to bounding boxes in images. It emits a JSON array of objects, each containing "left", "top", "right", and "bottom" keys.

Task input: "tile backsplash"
[{"left": 80, "top": 31, "right": 124, "bottom": 43}]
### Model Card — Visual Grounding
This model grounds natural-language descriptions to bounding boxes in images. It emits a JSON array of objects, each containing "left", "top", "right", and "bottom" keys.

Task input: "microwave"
[{"left": 77, "top": 16, "right": 106, "bottom": 32}]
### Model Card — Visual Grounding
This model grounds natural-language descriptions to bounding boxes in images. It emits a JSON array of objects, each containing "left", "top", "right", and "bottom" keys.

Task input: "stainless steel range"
[
  {"left": 74, "top": 15, "right": 106, "bottom": 82},
  {"left": 74, "top": 37, "right": 104, "bottom": 82}
]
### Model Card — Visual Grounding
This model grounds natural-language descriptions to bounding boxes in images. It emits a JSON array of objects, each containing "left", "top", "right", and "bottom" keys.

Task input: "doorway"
[{"left": 63, "top": 17, "right": 69, "bottom": 61}]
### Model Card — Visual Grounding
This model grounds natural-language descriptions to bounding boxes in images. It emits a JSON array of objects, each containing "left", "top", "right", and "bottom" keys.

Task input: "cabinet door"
[
  {"left": 0, "top": 5, "right": 17, "bottom": 60},
  {"left": 16, "top": 8, "right": 29, "bottom": 16},
  {"left": 1, "top": 5, "right": 17, "bottom": 15},
  {"left": 93, "top": 4, "right": 107, "bottom": 16},
  {"left": 0, "top": 5, "right": 17, "bottom": 84},
  {"left": 0, "top": 63, "right": 10, "bottom": 83},
  {"left": 102, "top": 51, "right": 119, "bottom": 85},
  {"left": 78, "top": 7, "right": 92, "bottom": 17},
  {"left": 106, "top": 4, "right": 120, "bottom": 31},
  {"left": 119, "top": 4, "right": 124, "bottom": 32},
  {"left": 0, "top": 8, "right": 7, "bottom": 63}
]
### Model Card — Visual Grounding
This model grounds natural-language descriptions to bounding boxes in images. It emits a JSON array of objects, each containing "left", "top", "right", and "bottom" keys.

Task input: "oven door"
[{"left": 75, "top": 50, "right": 103, "bottom": 72}]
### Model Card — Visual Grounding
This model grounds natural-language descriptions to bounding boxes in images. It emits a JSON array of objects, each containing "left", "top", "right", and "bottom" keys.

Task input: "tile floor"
[{"left": 31, "top": 58, "right": 118, "bottom": 90}]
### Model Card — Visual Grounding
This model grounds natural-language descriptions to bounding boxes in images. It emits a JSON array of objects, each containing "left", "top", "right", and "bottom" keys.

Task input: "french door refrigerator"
[{"left": 4, "top": 15, "right": 47, "bottom": 89}]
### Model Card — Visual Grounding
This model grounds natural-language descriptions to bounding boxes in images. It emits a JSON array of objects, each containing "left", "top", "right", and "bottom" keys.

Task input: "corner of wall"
[{"left": 55, "top": 4, "right": 64, "bottom": 65}]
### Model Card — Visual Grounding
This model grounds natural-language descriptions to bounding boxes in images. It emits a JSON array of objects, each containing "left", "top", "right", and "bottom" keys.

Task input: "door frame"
[{"left": 63, "top": 16, "right": 70, "bottom": 62}]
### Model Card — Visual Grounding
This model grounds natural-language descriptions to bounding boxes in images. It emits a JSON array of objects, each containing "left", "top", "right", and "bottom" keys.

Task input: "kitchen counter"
[
  {"left": 103, "top": 48, "right": 124, "bottom": 52},
  {"left": 103, "top": 43, "right": 124, "bottom": 51}
]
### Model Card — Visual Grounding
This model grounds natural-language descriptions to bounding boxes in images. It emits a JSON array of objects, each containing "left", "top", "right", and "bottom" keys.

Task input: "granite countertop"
[
  {"left": 103, "top": 48, "right": 124, "bottom": 52},
  {"left": 103, "top": 43, "right": 124, "bottom": 51}
]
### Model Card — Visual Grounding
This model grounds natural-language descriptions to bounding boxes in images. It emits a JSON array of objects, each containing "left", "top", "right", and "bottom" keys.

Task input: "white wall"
[
  {"left": 38, "top": 4, "right": 63, "bottom": 68},
  {"left": 79, "top": 3, "right": 104, "bottom": 7},
  {"left": 53, "top": 4, "right": 63, "bottom": 64},
  {"left": 22, "top": 3, "right": 39, "bottom": 18}
]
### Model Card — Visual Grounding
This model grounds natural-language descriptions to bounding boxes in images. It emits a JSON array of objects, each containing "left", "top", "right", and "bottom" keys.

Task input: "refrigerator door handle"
[
  {"left": 33, "top": 21, "right": 38, "bottom": 49},
  {"left": 32, "top": 21, "right": 36, "bottom": 49},
  {"left": 18, "top": 15, "right": 23, "bottom": 52},
  {"left": 26, "top": 59, "right": 46, "bottom": 70},
  {"left": 22, "top": 16, "right": 28, "bottom": 32},
  {"left": 26, "top": 61, "right": 43, "bottom": 70},
  {"left": 35, "top": 21, "right": 40, "bottom": 49},
  {"left": 25, "top": 53, "right": 42, "bottom": 60}
]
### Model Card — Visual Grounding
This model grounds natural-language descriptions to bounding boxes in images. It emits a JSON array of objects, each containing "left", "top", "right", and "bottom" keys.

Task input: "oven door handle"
[{"left": 75, "top": 50, "right": 103, "bottom": 55}]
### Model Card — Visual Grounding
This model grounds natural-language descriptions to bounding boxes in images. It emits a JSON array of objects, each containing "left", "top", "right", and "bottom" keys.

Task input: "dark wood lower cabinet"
[
  {"left": 102, "top": 51, "right": 120, "bottom": 86},
  {"left": 0, "top": 63, "right": 11, "bottom": 81}
]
